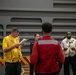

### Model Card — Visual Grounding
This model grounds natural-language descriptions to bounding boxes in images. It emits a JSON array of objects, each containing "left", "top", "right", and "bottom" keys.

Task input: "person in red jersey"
[{"left": 30, "top": 22, "right": 65, "bottom": 75}]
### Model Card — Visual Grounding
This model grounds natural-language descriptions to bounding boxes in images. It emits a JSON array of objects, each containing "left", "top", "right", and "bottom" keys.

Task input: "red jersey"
[{"left": 30, "top": 36, "right": 65, "bottom": 74}]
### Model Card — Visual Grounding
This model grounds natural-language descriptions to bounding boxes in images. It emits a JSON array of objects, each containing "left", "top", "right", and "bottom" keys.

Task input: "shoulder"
[
  {"left": 52, "top": 37, "right": 59, "bottom": 44},
  {"left": 62, "top": 38, "right": 67, "bottom": 43},
  {"left": 51, "top": 37, "right": 58, "bottom": 42},
  {"left": 71, "top": 37, "right": 76, "bottom": 40},
  {"left": 38, "top": 39, "right": 58, "bottom": 45}
]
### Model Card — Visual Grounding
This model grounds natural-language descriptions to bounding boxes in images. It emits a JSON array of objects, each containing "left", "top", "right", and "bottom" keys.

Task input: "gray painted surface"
[
  {"left": 0, "top": 0, "right": 53, "bottom": 9},
  {"left": 0, "top": 0, "right": 76, "bottom": 55}
]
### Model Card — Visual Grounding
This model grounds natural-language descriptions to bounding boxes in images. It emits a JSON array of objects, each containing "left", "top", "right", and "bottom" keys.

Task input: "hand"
[
  {"left": 14, "top": 44, "right": 20, "bottom": 48},
  {"left": 21, "top": 43, "right": 26, "bottom": 47},
  {"left": 63, "top": 48, "right": 67, "bottom": 51},
  {"left": 71, "top": 47, "right": 76, "bottom": 51}
]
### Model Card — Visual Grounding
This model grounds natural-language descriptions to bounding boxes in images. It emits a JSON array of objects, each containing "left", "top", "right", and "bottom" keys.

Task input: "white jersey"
[{"left": 61, "top": 38, "right": 76, "bottom": 57}]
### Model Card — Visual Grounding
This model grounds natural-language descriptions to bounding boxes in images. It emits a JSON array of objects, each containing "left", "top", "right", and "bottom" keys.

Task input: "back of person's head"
[
  {"left": 42, "top": 22, "right": 52, "bottom": 33},
  {"left": 11, "top": 27, "right": 19, "bottom": 33}
]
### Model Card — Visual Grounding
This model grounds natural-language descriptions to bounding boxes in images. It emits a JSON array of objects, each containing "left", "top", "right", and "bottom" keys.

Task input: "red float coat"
[{"left": 30, "top": 36, "right": 65, "bottom": 74}]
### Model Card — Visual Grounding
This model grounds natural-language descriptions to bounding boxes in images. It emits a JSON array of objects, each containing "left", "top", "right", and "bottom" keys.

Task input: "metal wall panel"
[{"left": 0, "top": 0, "right": 76, "bottom": 56}]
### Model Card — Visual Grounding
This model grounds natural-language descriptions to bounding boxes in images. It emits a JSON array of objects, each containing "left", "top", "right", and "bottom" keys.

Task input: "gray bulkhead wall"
[{"left": 0, "top": 0, "right": 76, "bottom": 56}]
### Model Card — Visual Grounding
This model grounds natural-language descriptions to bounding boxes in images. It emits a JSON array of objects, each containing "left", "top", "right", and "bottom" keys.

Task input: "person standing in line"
[
  {"left": 61, "top": 32, "right": 76, "bottom": 75},
  {"left": 30, "top": 33, "right": 40, "bottom": 75},
  {"left": 30, "top": 22, "right": 65, "bottom": 75},
  {"left": 2, "top": 27, "right": 25, "bottom": 75}
]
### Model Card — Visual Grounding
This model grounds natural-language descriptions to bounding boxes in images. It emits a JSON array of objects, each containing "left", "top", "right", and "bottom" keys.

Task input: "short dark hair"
[
  {"left": 34, "top": 33, "right": 39, "bottom": 37},
  {"left": 42, "top": 22, "right": 52, "bottom": 33},
  {"left": 11, "top": 27, "right": 19, "bottom": 33}
]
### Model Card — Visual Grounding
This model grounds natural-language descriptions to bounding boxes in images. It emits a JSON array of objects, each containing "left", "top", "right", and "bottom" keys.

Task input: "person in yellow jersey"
[{"left": 2, "top": 27, "right": 25, "bottom": 75}]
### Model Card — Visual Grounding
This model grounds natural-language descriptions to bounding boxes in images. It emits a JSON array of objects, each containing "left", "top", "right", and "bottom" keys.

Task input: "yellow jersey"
[{"left": 2, "top": 35, "right": 22, "bottom": 63}]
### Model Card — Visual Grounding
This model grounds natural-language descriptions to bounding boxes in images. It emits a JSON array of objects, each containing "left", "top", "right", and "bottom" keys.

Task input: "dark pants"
[
  {"left": 64, "top": 54, "right": 76, "bottom": 75},
  {"left": 35, "top": 72, "right": 59, "bottom": 75},
  {"left": 5, "top": 62, "right": 21, "bottom": 75},
  {"left": 30, "top": 63, "right": 34, "bottom": 75}
]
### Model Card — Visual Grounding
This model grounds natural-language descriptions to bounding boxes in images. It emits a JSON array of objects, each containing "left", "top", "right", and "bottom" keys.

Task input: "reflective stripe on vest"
[{"left": 38, "top": 40, "right": 58, "bottom": 45}]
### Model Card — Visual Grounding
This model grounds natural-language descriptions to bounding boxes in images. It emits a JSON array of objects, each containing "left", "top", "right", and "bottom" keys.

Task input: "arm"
[
  {"left": 71, "top": 39, "right": 76, "bottom": 51},
  {"left": 61, "top": 40, "right": 67, "bottom": 51},
  {"left": 3, "top": 44, "right": 20, "bottom": 52},
  {"left": 57, "top": 43, "right": 65, "bottom": 64},
  {"left": 2, "top": 37, "right": 20, "bottom": 52},
  {"left": 30, "top": 42, "right": 38, "bottom": 64}
]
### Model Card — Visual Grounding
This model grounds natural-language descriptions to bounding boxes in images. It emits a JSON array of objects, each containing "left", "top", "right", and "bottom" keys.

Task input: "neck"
[
  {"left": 34, "top": 39, "right": 38, "bottom": 42},
  {"left": 67, "top": 37, "right": 71, "bottom": 40},
  {"left": 43, "top": 32, "right": 51, "bottom": 36}
]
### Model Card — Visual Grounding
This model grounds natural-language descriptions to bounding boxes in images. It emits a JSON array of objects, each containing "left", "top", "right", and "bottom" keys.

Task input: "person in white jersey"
[{"left": 61, "top": 32, "right": 76, "bottom": 75}]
